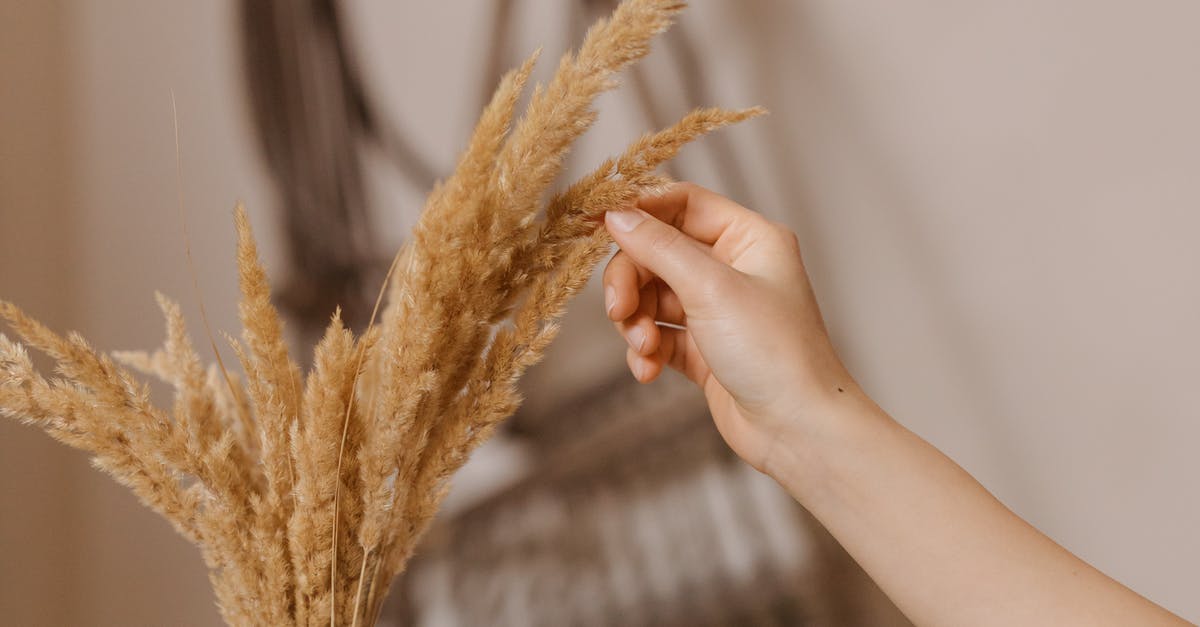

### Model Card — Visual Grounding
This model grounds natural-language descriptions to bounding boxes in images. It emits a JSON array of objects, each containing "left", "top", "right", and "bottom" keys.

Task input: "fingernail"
[
  {"left": 605, "top": 208, "right": 647, "bottom": 233},
  {"left": 605, "top": 286, "right": 616, "bottom": 317},
  {"left": 632, "top": 358, "right": 645, "bottom": 381},
  {"left": 627, "top": 326, "right": 646, "bottom": 353}
]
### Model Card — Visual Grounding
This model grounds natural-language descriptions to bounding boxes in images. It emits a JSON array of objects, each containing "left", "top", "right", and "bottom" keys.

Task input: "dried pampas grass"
[{"left": 0, "top": 0, "right": 762, "bottom": 624}]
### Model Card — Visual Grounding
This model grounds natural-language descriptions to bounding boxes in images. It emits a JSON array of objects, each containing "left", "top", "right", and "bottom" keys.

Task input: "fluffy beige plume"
[
  {"left": 0, "top": 303, "right": 204, "bottom": 543},
  {"left": 0, "top": 0, "right": 763, "bottom": 624}
]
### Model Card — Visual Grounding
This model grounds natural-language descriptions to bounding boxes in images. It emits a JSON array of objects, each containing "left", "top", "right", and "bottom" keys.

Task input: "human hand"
[
  {"left": 602, "top": 183, "right": 855, "bottom": 473},
  {"left": 606, "top": 185, "right": 1193, "bottom": 627}
]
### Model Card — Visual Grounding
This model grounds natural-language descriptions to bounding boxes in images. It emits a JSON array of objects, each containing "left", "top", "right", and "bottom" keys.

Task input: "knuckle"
[
  {"left": 605, "top": 251, "right": 638, "bottom": 284},
  {"left": 766, "top": 220, "right": 801, "bottom": 250}
]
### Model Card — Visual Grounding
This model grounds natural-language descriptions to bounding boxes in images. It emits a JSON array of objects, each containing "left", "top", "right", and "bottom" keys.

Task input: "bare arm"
[
  {"left": 768, "top": 392, "right": 1186, "bottom": 626},
  {"left": 601, "top": 182, "right": 1190, "bottom": 627}
]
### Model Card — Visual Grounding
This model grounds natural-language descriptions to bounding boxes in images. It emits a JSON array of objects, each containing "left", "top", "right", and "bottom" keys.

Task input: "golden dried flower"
[{"left": 0, "top": 0, "right": 762, "bottom": 624}]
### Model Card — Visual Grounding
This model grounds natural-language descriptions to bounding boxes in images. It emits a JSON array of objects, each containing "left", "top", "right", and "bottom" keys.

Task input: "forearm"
[{"left": 767, "top": 390, "right": 1188, "bottom": 627}]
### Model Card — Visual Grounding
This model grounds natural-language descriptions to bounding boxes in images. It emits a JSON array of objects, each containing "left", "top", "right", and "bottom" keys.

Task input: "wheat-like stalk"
[{"left": 0, "top": 1, "right": 762, "bottom": 624}]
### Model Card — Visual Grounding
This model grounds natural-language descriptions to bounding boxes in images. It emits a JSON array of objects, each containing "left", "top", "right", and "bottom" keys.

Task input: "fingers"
[
  {"left": 625, "top": 326, "right": 710, "bottom": 387},
  {"left": 635, "top": 182, "right": 770, "bottom": 265},
  {"left": 617, "top": 282, "right": 660, "bottom": 357},
  {"left": 605, "top": 183, "right": 772, "bottom": 388},
  {"left": 626, "top": 346, "right": 662, "bottom": 383},
  {"left": 604, "top": 205, "right": 733, "bottom": 307},
  {"left": 604, "top": 250, "right": 663, "bottom": 357},
  {"left": 603, "top": 250, "right": 686, "bottom": 325},
  {"left": 603, "top": 250, "right": 653, "bottom": 321}
]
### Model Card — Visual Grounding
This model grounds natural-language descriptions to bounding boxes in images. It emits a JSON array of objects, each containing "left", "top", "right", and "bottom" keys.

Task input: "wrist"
[{"left": 761, "top": 385, "right": 898, "bottom": 506}]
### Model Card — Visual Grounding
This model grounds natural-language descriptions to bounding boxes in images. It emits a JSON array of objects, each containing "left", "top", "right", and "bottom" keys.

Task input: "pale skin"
[{"left": 601, "top": 182, "right": 1191, "bottom": 627}]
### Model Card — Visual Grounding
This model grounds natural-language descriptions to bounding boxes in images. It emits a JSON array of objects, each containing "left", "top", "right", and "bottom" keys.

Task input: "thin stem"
[
  {"left": 330, "top": 249, "right": 402, "bottom": 626},
  {"left": 350, "top": 545, "right": 372, "bottom": 627}
]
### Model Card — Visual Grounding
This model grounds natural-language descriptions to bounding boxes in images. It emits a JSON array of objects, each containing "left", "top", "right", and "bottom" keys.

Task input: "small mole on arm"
[{"left": 837, "top": 387, "right": 845, "bottom": 393}]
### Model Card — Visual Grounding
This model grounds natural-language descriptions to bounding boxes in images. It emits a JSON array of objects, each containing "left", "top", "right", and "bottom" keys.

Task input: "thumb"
[{"left": 605, "top": 207, "right": 732, "bottom": 307}]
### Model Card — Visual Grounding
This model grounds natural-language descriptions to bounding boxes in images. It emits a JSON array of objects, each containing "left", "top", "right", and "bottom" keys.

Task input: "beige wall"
[
  {"left": 1, "top": 2, "right": 77, "bottom": 625},
  {"left": 2, "top": 1, "right": 271, "bottom": 625},
  {"left": 1, "top": 1, "right": 1197, "bottom": 624}
]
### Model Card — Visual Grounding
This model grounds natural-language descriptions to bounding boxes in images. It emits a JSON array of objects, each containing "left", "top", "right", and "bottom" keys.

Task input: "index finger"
[{"left": 636, "top": 182, "right": 766, "bottom": 249}]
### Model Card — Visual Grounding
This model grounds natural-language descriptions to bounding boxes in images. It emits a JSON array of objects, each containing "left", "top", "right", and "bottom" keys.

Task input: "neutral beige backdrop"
[{"left": 2, "top": 1, "right": 1197, "bottom": 625}]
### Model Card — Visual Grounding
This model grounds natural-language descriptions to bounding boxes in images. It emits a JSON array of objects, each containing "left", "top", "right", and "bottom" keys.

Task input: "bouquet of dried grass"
[{"left": 0, "top": 0, "right": 761, "bottom": 624}]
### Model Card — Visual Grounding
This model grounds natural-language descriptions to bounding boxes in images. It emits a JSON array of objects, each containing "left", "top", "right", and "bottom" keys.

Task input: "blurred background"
[{"left": 2, "top": 1, "right": 1198, "bottom": 625}]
